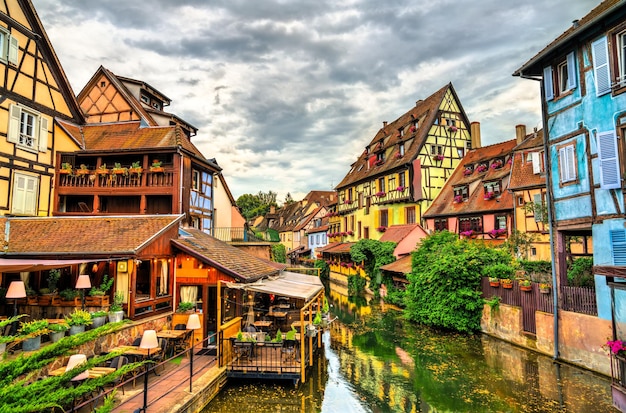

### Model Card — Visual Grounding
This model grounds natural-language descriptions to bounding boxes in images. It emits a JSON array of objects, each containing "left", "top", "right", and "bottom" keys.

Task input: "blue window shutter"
[
  {"left": 598, "top": 130, "right": 620, "bottom": 189},
  {"left": 592, "top": 36, "right": 611, "bottom": 96},
  {"left": 612, "top": 230, "right": 626, "bottom": 265},
  {"left": 543, "top": 66, "right": 554, "bottom": 101},
  {"left": 566, "top": 51, "right": 576, "bottom": 90}
]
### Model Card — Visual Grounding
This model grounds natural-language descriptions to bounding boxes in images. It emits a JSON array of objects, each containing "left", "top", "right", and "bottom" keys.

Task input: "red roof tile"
[
  {"left": 172, "top": 228, "right": 279, "bottom": 282},
  {"left": 2, "top": 215, "right": 182, "bottom": 255},
  {"left": 380, "top": 224, "right": 420, "bottom": 243},
  {"left": 423, "top": 140, "right": 516, "bottom": 218},
  {"left": 380, "top": 254, "right": 412, "bottom": 274}
]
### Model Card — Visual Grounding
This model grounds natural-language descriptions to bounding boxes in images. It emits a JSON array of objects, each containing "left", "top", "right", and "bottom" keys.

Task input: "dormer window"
[
  {"left": 463, "top": 165, "right": 473, "bottom": 176},
  {"left": 141, "top": 95, "right": 150, "bottom": 104},
  {"left": 399, "top": 143, "right": 405, "bottom": 156},
  {"left": 476, "top": 163, "right": 488, "bottom": 173},
  {"left": 490, "top": 158, "right": 504, "bottom": 170},
  {"left": 484, "top": 180, "right": 501, "bottom": 195},
  {"left": 453, "top": 185, "right": 469, "bottom": 201}
]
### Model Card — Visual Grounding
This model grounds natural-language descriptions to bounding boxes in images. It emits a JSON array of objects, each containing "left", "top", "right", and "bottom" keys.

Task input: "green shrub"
[
  {"left": 271, "top": 243, "right": 286, "bottom": 263},
  {"left": 314, "top": 259, "right": 330, "bottom": 280},
  {"left": 567, "top": 257, "right": 594, "bottom": 287}
]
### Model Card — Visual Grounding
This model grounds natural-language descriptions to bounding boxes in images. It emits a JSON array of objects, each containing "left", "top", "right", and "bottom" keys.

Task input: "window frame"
[
  {"left": 459, "top": 216, "right": 482, "bottom": 233},
  {"left": 192, "top": 170, "right": 201, "bottom": 191},
  {"left": 379, "top": 209, "right": 389, "bottom": 228},
  {"left": 11, "top": 172, "right": 38, "bottom": 215},
  {"left": 557, "top": 141, "right": 578, "bottom": 186},
  {"left": 7, "top": 104, "right": 48, "bottom": 153},
  {"left": 453, "top": 185, "right": 469, "bottom": 200},
  {"left": 405, "top": 206, "right": 416, "bottom": 224},
  {"left": 434, "top": 218, "right": 447, "bottom": 231},
  {"left": 543, "top": 51, "right": 577, "bottom": 101}
]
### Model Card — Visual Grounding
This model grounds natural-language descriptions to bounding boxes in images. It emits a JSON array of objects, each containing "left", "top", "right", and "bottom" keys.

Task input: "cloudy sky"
[{"left": 33, "top": 0, "right": 597, "bottom": 202}]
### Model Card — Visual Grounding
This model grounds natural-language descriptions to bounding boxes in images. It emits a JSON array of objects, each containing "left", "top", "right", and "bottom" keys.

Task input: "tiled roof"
[
  {"left": 303, "top": 191, "right": 336, "bottom": 207},
  {"left": 172, "top": 228, "right": 279, "bottom": 282},
  {"left": 423, "top": 140, "right": 516, "bottom": 218},
  {"left": 509, "top": 130, "right": 546, "bottom": 190},
  {"left": 380, "top": 224, "right": 421, "bottom": 244},
  {"left": 336, "top": 83, "right": 462, "bottom": 189},
  {"left": 317, "top": 242, "right": 354, "bottom": 254},
  {"left": 1, "top": 215, "right": 182, "bottom": 255},
  {"left": 514, "top": 0, "right": 624, "bottom": 75},
  {"left": 59, "top": 121, "right": 205, "bottom": 158},
  {"left": 380, "top": 254, "right": 412, "bottom": 274}
]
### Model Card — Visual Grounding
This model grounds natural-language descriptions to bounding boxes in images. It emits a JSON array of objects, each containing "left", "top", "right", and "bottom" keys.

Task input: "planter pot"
[
  {"left": 50, "top": 331, "right": 65, "bottom": 343},
  {"left": 489, "top": 281, "right": 500, "bottom": 287},
  {"left": 108, "top": 311, "right": 124, "bottom": 323},
  {"left": 540, "top": 287, "right": 551, "bottom": 294},
  {"left": 85, "top": 295, "right": 109, "bottom": 306},
  {"left": 520, "top": 285, "right": 532, "bottom": 292},
  {"left": 91, "top": 316, "right": 107, "bottom": 328},
  {"left": 76, "top": 169, "right": 90, "bottom": 175},
  {"left": 501, "top": 281, "right": 513, "bottom": 289},
  {"left": 306, "top": 325, "right": 318, "bottom": 338},
  {"left": 22, "top": 336, "right": 41, "bottom": 351},
  {"left": 69, "top": 325, "right": 85, "bottom": 336},
  {"left": 38, "top": 295, "right": 53, "bottom": 306}
]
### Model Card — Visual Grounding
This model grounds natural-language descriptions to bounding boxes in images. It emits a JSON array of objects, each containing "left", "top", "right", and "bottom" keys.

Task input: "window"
[
  {"left": 11, "top": 172, "right": 38, "bottom": 215},
  {"left": 388, "top": 176, "right": 396, "bottom": 191},
  {"left": 557, "top": 143, "right": 577, "bottom": 184},
  {"left": 405, "top": 207, "right": 416, "bottom": 224},
  {"left": 399, "top": 143, "right": 405, "bottom": 156},
  {"left": 457, "top": 147, "right": 464, "bottom": 158},
  {"left": 544, "top": 51, "right": 576, "bottom": 100},
  {"left": 616, "top": 29, "right": 626, "bottom": 87},
  {"left": 379, "top": 209, "right": 388, "bottom": 228},
  {"left": 446, "top": 118, "right": 456, "bottom": 127},
  {"left": 531, "top": 247, "right": 537, "bottom": 256},
  {"left": 431, "top": 144, "right": 443, "bottom": 155},
  {"left": 398, "top": 171, "right": 406, "bottom": 188},
  {"left": 434, "top": 218, "right": 448, "bottom": 231},
  {"left": 597, "top": 130, "right": 620, "bottom": 189},
  {"left": 533, "top": 193, "right": 545, "bottom": 222},
  {"left": 517, "top": 196, "right": 524, "bottom": 206},
  {"left": 459, "top": 217, "right": 482, "bottom": 233},
  {"left": 7, "top": 104, "right": 48, "bottom": 152},
  {"left": 530, "top": 151, "right": 545, "bottom": 174},
  {"left": 0, "top": 27, "right": 18, "bottom": 64},
  {"left": 453, "top": 185, "right": 469, "bottom": 200},
  {"left": 378, "top": 177, "right": 386, "bottom": 194},
  {"left": 192, "top": 170, "right": 201, "bottom": 191},
  {"left": 495, "top": 215, "right": 506, "bottom": 230},
  {"left": 483, "top": 181, "right": 501, "bottom": 195},
  {"left": 141, "top": 95, "right": 150, "bottom": 104}
]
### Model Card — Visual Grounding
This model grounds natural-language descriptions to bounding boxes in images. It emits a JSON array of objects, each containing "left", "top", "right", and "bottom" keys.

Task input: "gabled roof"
[
  {"left": 0, "top": 215, "right": 182, "bottom": 256},
  {"left": 509, "top": 130, "right": 546, "bottom": 190},
  {"left": 11, "top": 0, "right": 84, "bottom": 122},
  {"left": 336, "top": 83, "right": 469, "bottom": 189},
  {"left": 303, "top": 191, "right": 336, "bottom": 207},
  {"left": 423, "top": 140, "right": 516, "bottom": 218},
  {"left": 317, "top": 242, "right": 353, "bottom": 254},
  {"left": 57, "top": 120, "right": 206, "bottom": 160},
  {"left": 172, "top": 228, "right": 279, "bottom": 282},
  {"left": 380, "top": 224, "right": 423, "bottom": 243},
  {"left": 514, "top": 0, "right": 625, "bottom": 76}
]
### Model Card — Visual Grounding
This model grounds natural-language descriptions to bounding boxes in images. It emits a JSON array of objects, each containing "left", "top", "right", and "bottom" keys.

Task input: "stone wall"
[{"left": 481, "top": 303, "right": 612, "bottom": 376}]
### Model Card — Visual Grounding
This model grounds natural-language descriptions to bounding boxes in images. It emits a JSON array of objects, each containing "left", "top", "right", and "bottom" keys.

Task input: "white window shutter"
[
  {"left": 566, "top": 146, "right": 576, "bottom": 181},
  {"left": 8, "top": 35, "right": 18, "bottom": 65},
  {"left": 7, "top": 104, "right": 20, "bottom": 143},
  {"left": 531, "top": 152, "right": 541, "bottom": 174},
  {"left": 558, "top": 147, "right": 567, "bottom": 182},
  {"left": 23, "top": 176, "right": 37, "bottom": 215},
  {"left": 543, "top": 66, "right": 554, "bottom": 101},
  {"left": 592, "top": 36, "right": 611, "bottom": 96},
  {"left": 566, "top": 51, "right": 576, "bottom": 90},
  {"left": 598, "top": 130, "right": 621, "bottom": 189},
  {"left": 38, "top": 116, "right": 48, "bottom": 152}
]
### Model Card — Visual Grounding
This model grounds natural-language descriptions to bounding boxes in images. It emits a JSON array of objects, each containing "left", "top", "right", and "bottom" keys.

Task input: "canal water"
[{"left": 203, "top": 285, "right": 618, "bottom": 413}]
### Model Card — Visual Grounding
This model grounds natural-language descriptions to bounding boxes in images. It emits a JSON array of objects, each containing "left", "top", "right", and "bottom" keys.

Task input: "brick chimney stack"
[
  {"left": 516, "top": 124, "right": 527, "bottom": 145},
  {"left": 470, "top": 122, "right": 481, "bottom": 149}
]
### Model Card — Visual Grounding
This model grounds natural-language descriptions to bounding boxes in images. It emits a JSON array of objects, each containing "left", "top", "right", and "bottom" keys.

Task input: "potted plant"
[
  {"left": 0, "top": 315, "right": 25, "bottom": 354},
  {"left": 59, "top": 162, "right": 72, "bottom": 174},
  {"left": 150, "top": 159, "right": 164, "bottom": 172},
  {"left": 75, "top": 164, "right": 90, "bottom": 176},
  {"left": 519, "top": 279, "right": 532, "bottom": 292},
  {"left": 86, "top": 274, "right": 113, "bottom": 306},
  {"left": 177, "top": 301, "right": 195, "bottom": 313},
  {"left": 48, "top": 322, "right": 69, "bottom": 343},
  {"left": 26, "top": 286, "right": 37, "bottom": 305},
  {"left": 96, "top": 163, "right": 109, "bottom": 175},
  {"left": 19, "top": 319, "right": 49, "bottom": 351},
  {"left": 488, "top": 277, "right": 500, "bottom": 288},
  {"left": 433, "top": 154, "right": 444, "bottom": 161},
  {"left": 108, "top": 291, "right": 125, "bottom": 323},
  {"left": 129, "top": 161, "right": 143, "bottom": 176},
  {"left": 65, "top": 309, "right": 92, "bottom": 335},
  {"left": 539, "top": 283, "right": 551, "bottom": 294},
  {"left": 501, "top": 278, "right": 514, "bottom": 289},
  {"left": 46, "top": 269, "right": 61, "bottom": 293},
  {"left": 59, "top": 288, "right": 80, "bottom": 306},
  {"left": 112, "top": 162, "right": 127, "bottom": 175},
  {"left": 90, "top": 310, "right": 108, "bottom": 328}
]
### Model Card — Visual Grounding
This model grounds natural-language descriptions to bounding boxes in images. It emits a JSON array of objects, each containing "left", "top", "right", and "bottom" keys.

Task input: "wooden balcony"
[
  {"left": 57, "top": 169, "right": 175, "bottom": 191},
  {"left": 371, "top": 187, "right": 410, "bottom": 205}
]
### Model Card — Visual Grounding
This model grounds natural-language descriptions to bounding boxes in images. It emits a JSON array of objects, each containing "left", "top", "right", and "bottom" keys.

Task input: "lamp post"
[
  {"left": 6, "top": 281, "right": 26, "bottom": 317},
  {"left": 75, "top": 274, "right": 91, "bottom": 311},
  {"left": 139, "top": 330, "right": 158, "bottom": 412},
  {"left": 186, "top": 313, "right": 201, "bottom": 392}
]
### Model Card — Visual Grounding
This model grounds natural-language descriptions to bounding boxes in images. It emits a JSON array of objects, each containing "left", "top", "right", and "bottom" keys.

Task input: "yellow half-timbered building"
[
  {"left": 334, "top": 83, "right": 472, "bottom": 241},
  {"left": 0, "top": 0, "right": 84, "bottom": 217}
]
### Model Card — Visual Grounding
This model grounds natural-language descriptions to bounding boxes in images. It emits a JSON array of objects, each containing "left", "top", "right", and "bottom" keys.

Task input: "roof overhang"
[
  {"left": 0, "top": 258, "right": 100, "bottom": 273},
  {"left": 224, "top": 271, "right": 324, "bottom": 302}
]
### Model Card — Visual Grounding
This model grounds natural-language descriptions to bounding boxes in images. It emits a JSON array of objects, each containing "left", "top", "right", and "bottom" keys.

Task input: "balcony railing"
[
  {"left": 213, "top": 227, "right": 267, "bottom": 243},
  {"left": 371, "top": 187, "right": 410, "bottom": 205},
  {"left": 58, "top": 169, "right": 175, "bottom": 189}
]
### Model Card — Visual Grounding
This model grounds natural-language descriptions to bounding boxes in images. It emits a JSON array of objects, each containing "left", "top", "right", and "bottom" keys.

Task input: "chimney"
[
  {"left": 416, "top": 99, "right": 423, "bottom": 106},
  {"left": 470, "top": 122, "right": 481, "bottom": 149},
  {"left": 270, "top": 205, "right": 275, "bottom": 214},
  {"left": 515, "top": 124, "right": 527, "bottom": 145},
  {"left": 383, "top": 121, "right": 387, "bottom": 129}
]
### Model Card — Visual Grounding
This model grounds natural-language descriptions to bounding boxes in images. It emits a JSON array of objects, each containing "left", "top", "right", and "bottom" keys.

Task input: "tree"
[
  {"left": 404, "top": 231, "right": 512, "bottom": 333},
  {"left": 271, "top": 243, "right": 286, "bottom": 263},
  {"left": 350, "top": 239, "right": 396, "bottom": 296},
  {"left": 236, "top": 191, "right": 278, "bottom": 221},
  {"left": 284, "top": 192, "right": 294, "bottom": 205}
]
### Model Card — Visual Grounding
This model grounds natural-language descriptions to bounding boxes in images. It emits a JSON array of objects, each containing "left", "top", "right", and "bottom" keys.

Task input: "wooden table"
[
  {"left": 108, "top": 345, "right": 161, "bottom": 358},
  {"left": 253, "top": 320, "right": 272, "bottom": 330},
  {"left": 157, "top": 330, "right": 188, "bottom": 340},
  {"left": 49, "top": 366, "right": 115, "bottom": 379},
  {"left": 267, "top": 311, "right": 287, "bottom": 318}
]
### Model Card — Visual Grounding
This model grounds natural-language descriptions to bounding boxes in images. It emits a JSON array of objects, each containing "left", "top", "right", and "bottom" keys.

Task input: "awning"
[
  {"left": 225, "top": 271, "right": 324, "bottom": 302},
  {"left": 0, "top": 258, "right": 94, "bottom": 273}
]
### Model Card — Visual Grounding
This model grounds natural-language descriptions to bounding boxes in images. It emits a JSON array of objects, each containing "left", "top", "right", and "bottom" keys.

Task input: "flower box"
[
  {"left": 484, "top": 192, "right": 495, "bottom": 200},
  {"left": 476, "top": 165, "right": 488, "bottom": 173},
  {"left": 96, "top": 168, "right": 109, "bottom": 175},
  {"left": 491, "top": 160, "right": 503, "bottom": 169},
  {"left": 37, "top": 295, "right": 53, "bottom": 306},
  {"left": 150, "top": 166, "right": 164, "bottom": 173},
  {"left": 377, "top": 226, "right": 387, "bottom": 232},
  {"left": 454, "top": 195, "right": 463, "bottom": 203},
  {"left": 488, "top": 278, "right": 500, "bottom": 287},
  {"left": 85, "top": 295, "right": 110, "bottom": 307},
  {"left": 75, "top": 168, "right": 90, "bottom": 176},
  {"left": 460, "top": 230, "right": 474, "bottom": 237},
  {"left": 432, "top": 154, "right": 444, "bottom": 161},
  {"left": 394, "top": 152, "right": 403, "bottom": 159},
  {"left": 375, "top": 191, "right": 386, "bottom": 197},
  {"left": 489, "top": 228, "right": 507, "bottom": 237},
  {"left": 129, "top": 167, "right": 143, "bottom": 175},
  {"left": 539, "top": 284, "right": 551, "bottom": 294},
  {"left": 396, "top": 186, "right": 405, "bottom": 192},
  {"left": 501, "top": 279, "right": 513, "bottom": 289},
  {"left": 448, "top": 125, "right": 458, "bottom": 133},
  {"left": 463, "top": 168, "right": 473, "bottom": 176}
]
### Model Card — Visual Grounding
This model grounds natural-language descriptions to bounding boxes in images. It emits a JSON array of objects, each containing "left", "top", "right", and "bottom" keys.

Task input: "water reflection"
[{"left": 204, "top": 281, "right": 617, "bottom": 413}]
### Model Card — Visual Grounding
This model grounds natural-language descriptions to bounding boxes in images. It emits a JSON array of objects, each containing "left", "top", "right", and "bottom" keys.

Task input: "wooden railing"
[
  {"left": 58, "top": 169, "right": 175, "bottom": 189},
  {"left": 371, "top": 187, "right": 410, "bottom": 205}
]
